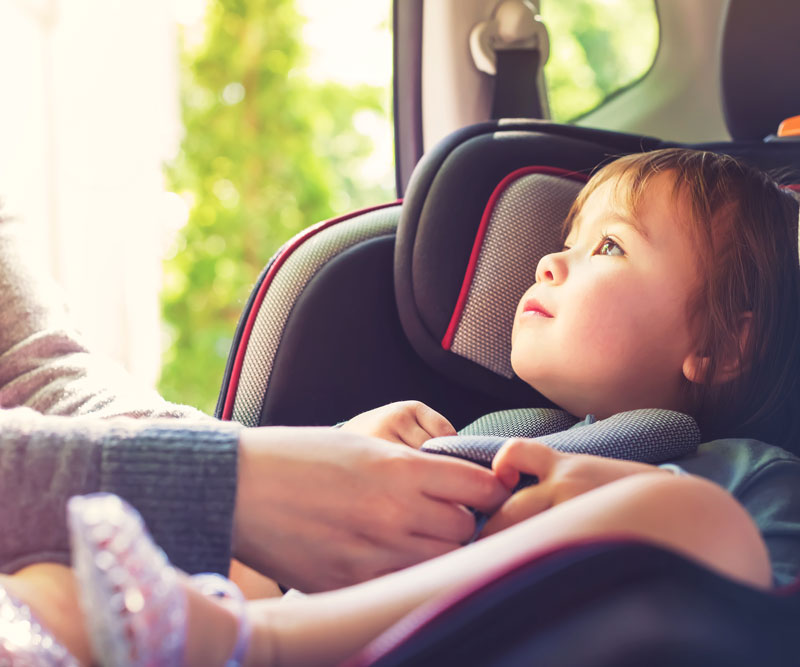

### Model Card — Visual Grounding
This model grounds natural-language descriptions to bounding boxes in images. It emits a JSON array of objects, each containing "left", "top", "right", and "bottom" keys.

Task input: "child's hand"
[
  {"left": 482, "top": 439, "right": 669, "bottom": 536},
  {"left": 339, "top": 400, "right": 457, "bottom": 448}
]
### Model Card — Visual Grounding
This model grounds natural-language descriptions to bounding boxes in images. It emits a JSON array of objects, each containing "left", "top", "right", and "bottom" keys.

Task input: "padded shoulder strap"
[{"left": 425, "top": 408, "right": 700, "bottom": 469}]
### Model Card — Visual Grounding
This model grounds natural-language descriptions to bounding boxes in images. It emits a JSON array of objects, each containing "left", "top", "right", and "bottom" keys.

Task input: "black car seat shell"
[
  {"left": 346, "top": 540, "right": 800, "bottom": 667},
  {"left": 213, "top": 2, "right": 800, "bottom": 662},
  {"left": 216, "top": 120, "right": 800, "bottom": 432}
]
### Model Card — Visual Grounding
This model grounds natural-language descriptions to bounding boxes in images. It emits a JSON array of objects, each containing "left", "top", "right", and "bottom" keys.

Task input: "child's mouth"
[{"left": 522, "top": 298, "right": 553, "bottom": 318}]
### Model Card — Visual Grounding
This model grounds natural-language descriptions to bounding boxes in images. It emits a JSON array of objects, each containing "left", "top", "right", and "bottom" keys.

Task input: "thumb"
[{"left": 492, "top": 439, "right": 557, "bottom": 490}]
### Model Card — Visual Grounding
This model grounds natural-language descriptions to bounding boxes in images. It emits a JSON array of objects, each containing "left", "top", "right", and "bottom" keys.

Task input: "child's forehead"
[
  {"left": 565, "top": 169, "right": 693, "bottom": 243},
  {"left": 567, "top": 172, "right": 656, "bottom": 229},
  {"left": 594, "top": 169, "right": 680, "bottom": 213}
]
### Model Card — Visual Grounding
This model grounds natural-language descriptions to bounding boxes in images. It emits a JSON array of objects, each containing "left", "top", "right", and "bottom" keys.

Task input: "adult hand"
[
  {"left": 482, "top": 439, "right": 668, "bottom": 537},
  {"left": 233, "top": 427, "right": 509, "bottom": 592},
  {"left": 340, "top": 400, "right": 457, "bottom": 448}
]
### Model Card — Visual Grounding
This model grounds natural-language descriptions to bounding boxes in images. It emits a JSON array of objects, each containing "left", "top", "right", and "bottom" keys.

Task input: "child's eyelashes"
[
  {"left": 559, "top": 235, "right": 625, "bottom": 256},
  {"left": 594, "top": 236, "right": 625, "bottom": 257}
]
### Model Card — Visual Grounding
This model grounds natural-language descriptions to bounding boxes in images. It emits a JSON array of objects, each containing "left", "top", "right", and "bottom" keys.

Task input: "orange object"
[{"left": 777, "top": 115, "right": 800, "bottom": 137}]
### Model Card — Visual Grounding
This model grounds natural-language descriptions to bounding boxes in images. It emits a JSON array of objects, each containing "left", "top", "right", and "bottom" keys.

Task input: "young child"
[
  {"left": 342, "top": 147, "right": 800, "bottom": 583},
  {"left": 4, "top": 148, "right": 800, "bottom": 666}
]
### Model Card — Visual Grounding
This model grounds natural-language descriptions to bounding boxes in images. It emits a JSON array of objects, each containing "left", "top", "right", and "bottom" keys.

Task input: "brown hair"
[{"left": 563, "top": 148, "right": 800, "bottom": 445}]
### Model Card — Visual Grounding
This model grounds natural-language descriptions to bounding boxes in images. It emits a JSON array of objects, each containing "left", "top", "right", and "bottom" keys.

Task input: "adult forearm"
[
  {"left": 0, "top": 218, "right": 210, "bottom": 422},
  {"left": 0, "top": 408, "right": 241, "bottom": 575}
]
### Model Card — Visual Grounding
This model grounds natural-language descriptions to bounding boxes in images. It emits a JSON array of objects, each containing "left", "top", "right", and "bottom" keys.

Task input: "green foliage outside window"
[
  {"left": 159, "top": 0, "right": 391, "bottom": 412},
  {"left": 159, "top": 0, "right": 658, "bottom": 413},
  {"left": 543, "top": 0, "right": 659, "bottom": 122}
]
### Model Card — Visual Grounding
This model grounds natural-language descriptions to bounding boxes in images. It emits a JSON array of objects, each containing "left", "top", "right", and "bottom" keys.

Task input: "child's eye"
[{"left": 595, "top": 237, "right": 625, "bottom": 257}]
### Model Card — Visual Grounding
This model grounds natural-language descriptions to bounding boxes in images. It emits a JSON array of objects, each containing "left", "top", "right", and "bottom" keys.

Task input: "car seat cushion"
[
  {"left": 221, "top": 203, "right": 401, "bottom": 425},
  {"left": 442, "top": 167, "right": 585, "bottom": 378},
  {"left": 424, "top": 408, "right": 700, "bottom": 469}
]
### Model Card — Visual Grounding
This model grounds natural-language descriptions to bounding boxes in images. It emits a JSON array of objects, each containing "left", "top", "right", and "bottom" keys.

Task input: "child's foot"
[
  {"left": 0, "top": 575, "right": 80, "bottom": 666},
  {"left": 68, "top": 493, "right": 252, "bottom": 667}
]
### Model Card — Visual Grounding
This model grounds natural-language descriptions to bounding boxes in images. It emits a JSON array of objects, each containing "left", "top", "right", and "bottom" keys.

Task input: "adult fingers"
[
  {"left": 492, "top": 439, "right": 559, "bottom": 490},
  {"left": 407, "top": 497, "right": 478, "bottom": 544},
  {"left": 417, "top": 453, "right": 510, "bottom": 514},
  {"left": 480, "top": 484, "right": 554, "bottom": 537}
]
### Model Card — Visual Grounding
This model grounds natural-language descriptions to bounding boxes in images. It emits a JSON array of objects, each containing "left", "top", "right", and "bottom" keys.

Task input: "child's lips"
[{"left": 521, "top": 298, "right": 553, "bottom": 318}]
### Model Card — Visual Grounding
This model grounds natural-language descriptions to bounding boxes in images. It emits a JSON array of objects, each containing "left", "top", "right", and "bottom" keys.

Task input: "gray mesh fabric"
[
  {"left": 231, "top": 207, "right": 400, "bottom": 426},
  {"left": 450, "top": 174, "right": 583, "bottom": 377},
  {"left": 422, "top": 435, "right": 508, "bottom": 468},
  {"left": 536, "top": 409, "right": 700, "bottom": 463},
  {"left": 459, "top": 407, "right": 578, "bottom": 438},
  {"left": 423, "top": 408, "right": 700, "bottom": 469}
]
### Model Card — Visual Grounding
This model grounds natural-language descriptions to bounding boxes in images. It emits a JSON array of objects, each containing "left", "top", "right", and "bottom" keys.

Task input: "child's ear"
[{"left": 682, "top": 313, "right": 752, "bottom": 385}]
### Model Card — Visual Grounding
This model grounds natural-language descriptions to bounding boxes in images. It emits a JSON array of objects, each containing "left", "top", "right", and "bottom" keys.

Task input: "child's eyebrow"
[
  {"left": 568, "top": 209, "right": 650, "bottom": 243},
  {"left": 609, "top": 213, "right": 651, "bottom": 242}
]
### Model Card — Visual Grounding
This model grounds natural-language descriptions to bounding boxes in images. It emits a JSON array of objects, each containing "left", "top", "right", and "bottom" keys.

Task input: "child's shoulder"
[{"left": 677, "top": 437, "right": 800, "bottom": 491}]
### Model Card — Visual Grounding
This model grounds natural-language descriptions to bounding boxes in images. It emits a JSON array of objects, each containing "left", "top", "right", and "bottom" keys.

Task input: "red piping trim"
[
  {"left": 441, "top": 167, "right": 588, "bottom": 350},
  {"left": 782, "top": 184, "right": 800, "bottom": 192},
  {"left": 221, "top": 200, "right": 402, "bottom": 421},
  {"left": 772, "top": 572, "right": 800, "bottom": 596}
]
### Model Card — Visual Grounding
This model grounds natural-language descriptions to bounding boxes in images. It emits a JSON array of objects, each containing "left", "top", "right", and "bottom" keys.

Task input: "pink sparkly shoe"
[
  {"left": 68, "top": 493, "right": 251, "bottom": 667},
  {"left": 0, "top": 585, "right": 79, "bottom": 666}
]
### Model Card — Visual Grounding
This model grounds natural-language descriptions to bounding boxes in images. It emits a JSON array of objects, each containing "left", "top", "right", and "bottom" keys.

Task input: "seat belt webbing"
[{"left": 491, "top": 48, "right": 545, "bottom": 119}]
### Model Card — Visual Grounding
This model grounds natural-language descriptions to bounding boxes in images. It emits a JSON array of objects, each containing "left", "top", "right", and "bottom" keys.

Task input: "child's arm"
[
  {"left": 339, "top": 400, "right": 456, "bottom": 448},
  {"left": 483, "top": 438, "right": 670, "bottom": 534},
  {"left": 479, "top": 439, "right": 771, "bottom": 591}
]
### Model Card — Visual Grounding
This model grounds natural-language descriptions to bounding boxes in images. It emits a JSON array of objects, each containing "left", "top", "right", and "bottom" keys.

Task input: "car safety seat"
[
  {"left": 217, "top": 0, "right": 800, "bottom": 435},
  {"left": 216, "top": 113, "right": 800, "bottom": 435},
  {"left": 216, "top": 0, "right": 800, "bottom": 663}
]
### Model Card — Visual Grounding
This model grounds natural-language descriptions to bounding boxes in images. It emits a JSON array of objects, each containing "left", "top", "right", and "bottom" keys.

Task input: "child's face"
[{"left": 510, "top": 172, "right": 700, "bottom": 418}]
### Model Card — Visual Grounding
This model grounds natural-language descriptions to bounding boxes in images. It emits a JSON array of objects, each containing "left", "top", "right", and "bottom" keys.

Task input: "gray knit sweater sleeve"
[{"left": 0, "top": 218, "right": 242, "bottom": 575}]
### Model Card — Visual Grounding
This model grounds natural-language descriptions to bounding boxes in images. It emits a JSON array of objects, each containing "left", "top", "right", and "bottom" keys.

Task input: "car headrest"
[
  {"left": 721, "top": 0, "right": 800, "bottom": 141},
  {"left": 394, "top": 121, "right": 661, "bottom": 402}
]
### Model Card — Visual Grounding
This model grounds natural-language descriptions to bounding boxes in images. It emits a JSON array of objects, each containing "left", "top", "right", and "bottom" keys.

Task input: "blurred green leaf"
[
  {"left": 159, "top": 0, "right": 392, "bottom": 413},
  {"left": 160, "top": 0, "right": 657, "bottom": 412},
  {"left": 543, "top": 0, "right": 659, "bottom": 121}
]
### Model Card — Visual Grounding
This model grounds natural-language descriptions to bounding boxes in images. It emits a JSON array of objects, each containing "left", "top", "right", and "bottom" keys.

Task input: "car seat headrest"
[
  {"left": 393, "top": 122, "right": 800, "bottom": 406},
  {"left": 721, "top": 0, "right": 800, "bottom": 141},
  {"left": 439, "top": 167, "right": 584, "bottom": 378},
  {"left": 393, "top": 123, "right": 641, "bottom": 403}
]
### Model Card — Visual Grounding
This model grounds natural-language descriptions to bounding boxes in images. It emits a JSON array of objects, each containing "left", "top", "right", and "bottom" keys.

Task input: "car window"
[
  {"left": 541, "top": 0, "right": 659, "bottom": 122},
  {"left": 160, "top": 0, "right": 394, "bottom": 412}
]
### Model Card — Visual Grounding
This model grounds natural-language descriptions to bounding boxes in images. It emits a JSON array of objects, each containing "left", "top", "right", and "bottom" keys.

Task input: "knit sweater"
[{"left": 0, "top": 219, "right": 243, "bottom": 575}]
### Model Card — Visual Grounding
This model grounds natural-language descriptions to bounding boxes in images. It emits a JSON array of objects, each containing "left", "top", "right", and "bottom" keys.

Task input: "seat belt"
[
  {"left": 492, "top": 48, "right": 545, "bottom": 118},
  {"left": 470, "top": 0, "right": 550, "bottom": 119}
]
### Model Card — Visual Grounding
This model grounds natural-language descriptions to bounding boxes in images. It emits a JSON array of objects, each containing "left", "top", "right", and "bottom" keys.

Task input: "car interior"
[{"left": 216, "top": 0, "right": 800, "bottom": 664}]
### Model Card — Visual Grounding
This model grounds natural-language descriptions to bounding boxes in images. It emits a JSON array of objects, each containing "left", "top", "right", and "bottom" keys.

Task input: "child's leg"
[
  {"left": 481, "top": 469, "right": 772, "bottom": 588},
  {"left": 64, "top": 475, "right": 770, "bottom": 666},
  {"left": 229, "top": 558, "right": 282, "bottom": 599},
  {"left": 0, "top": 563, "right": 91, "bottom": 666}
]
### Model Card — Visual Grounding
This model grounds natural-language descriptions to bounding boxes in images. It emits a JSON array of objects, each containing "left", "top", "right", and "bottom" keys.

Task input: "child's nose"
[{"left": 535, "top": 251, "right": 567, "bottom": 284}]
